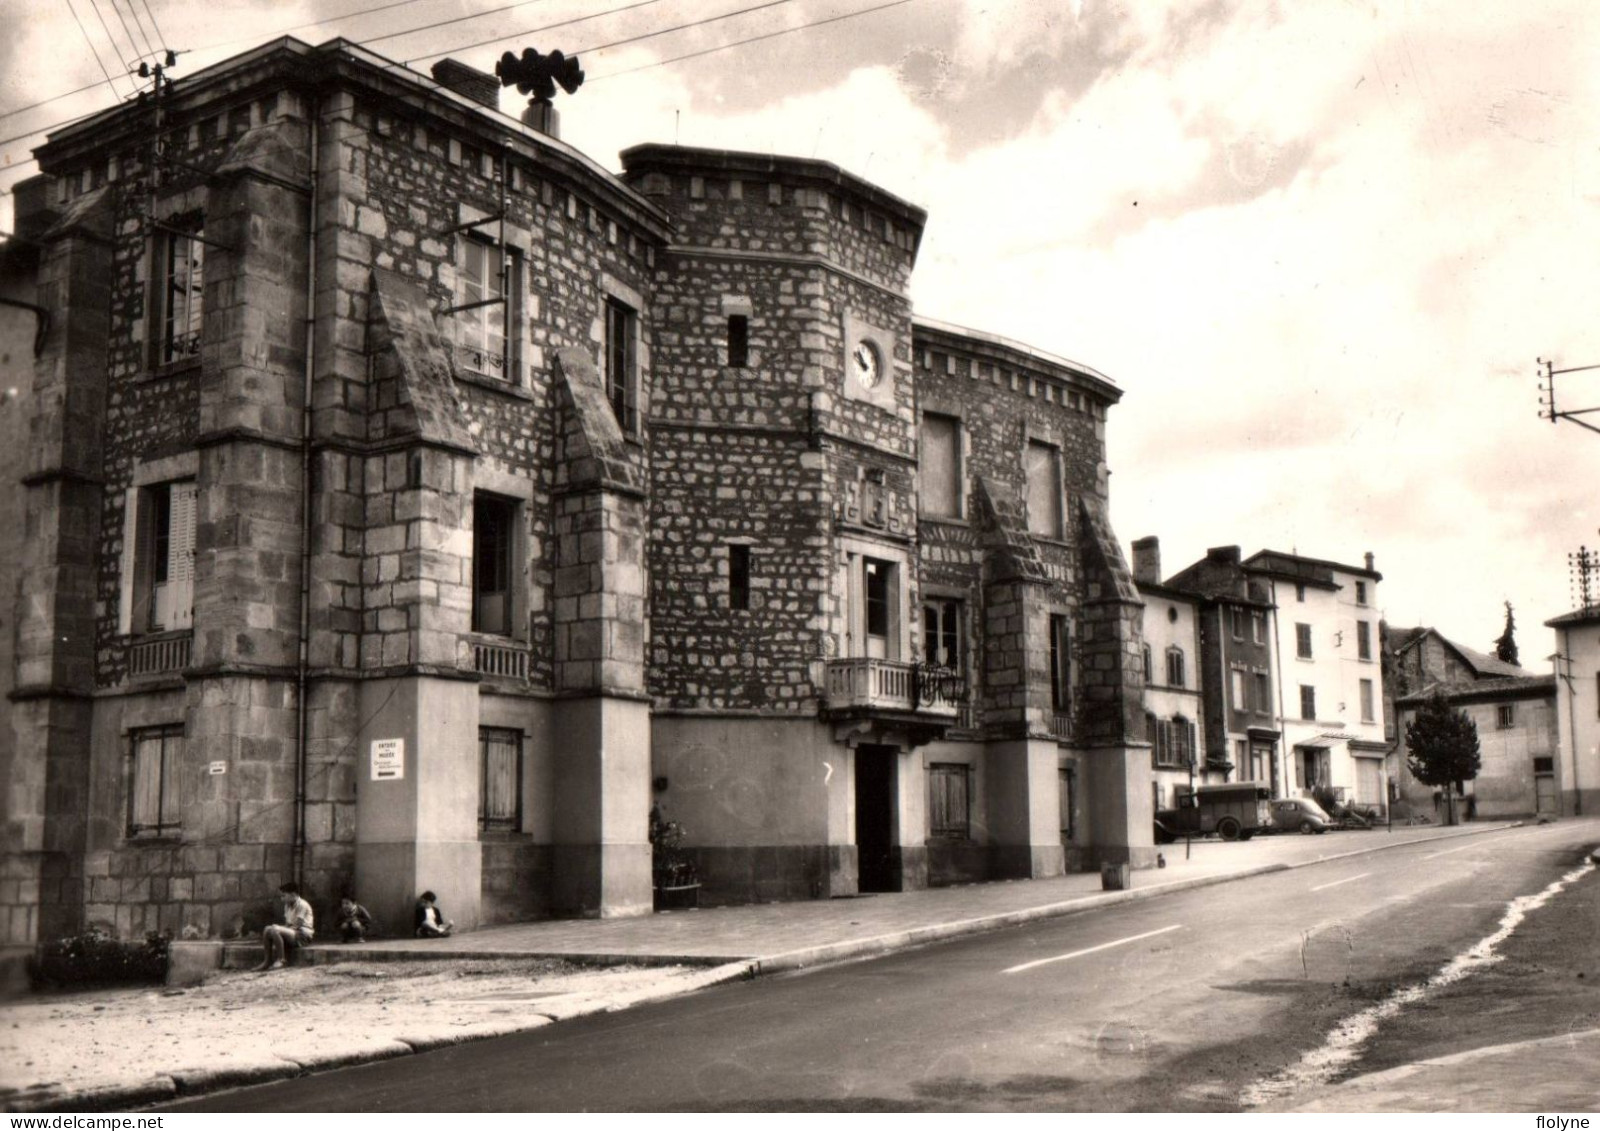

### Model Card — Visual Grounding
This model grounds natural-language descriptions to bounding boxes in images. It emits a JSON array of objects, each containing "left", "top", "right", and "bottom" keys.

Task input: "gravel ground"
[{"left": 0, "top": 958, "right": 706, "bottom": 1106}]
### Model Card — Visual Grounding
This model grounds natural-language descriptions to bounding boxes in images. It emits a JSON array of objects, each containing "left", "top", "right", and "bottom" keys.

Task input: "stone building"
[
  {"left": 1392, "top": 675, "right": 1558, "bottom": 821},
  {"left": 1160, "top": 544, "right": 1281, "bottom": 793},
  {"left": 1240, "top": 550, "right": 1388, "bottom": 810},
  {"left": 1130, "top": 538, "right": 1208, "bottom": 809},
  {"left": 0, "top": 37, "right": 1152, "bottom": 948},
  {"left": 1383, "top": 625, "right": 1556, "bottom": 820}
]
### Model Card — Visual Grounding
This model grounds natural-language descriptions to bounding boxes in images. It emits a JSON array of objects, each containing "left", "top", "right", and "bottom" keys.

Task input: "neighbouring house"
[
  {"left": 1392, "top": 677, "right": 1559, "bottom": 821},
  {"left": 1240, "top": 550, "right": 1389, "bottom": 812},
  {"left": 1546, "top": 605, "right": 1600, "bottom": 817},
  {"left": 0, "top": 38, "right": 1154, "bottom": 948},
  {"left": 1162, "top": 545, "right": 1281, "bottom": 795},
  {"left": 1131, "top": 538, "right": 1206, "bottom": 812},
  {"left": 1385, "top": 625, "right": 1557, "bottom": 820},
  {"left": 1382, "top": 625, "right": 1530, "bottom": 744}
]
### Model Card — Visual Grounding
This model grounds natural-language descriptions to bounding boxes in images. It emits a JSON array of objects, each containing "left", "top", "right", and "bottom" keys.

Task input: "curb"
[
  {"left": 7, "top": 960, "right": 758, "bottom": 1114},
  {"left": 12, "top": 823, "right": 1520, "bottom": 1113},
  {"left": 756, "top": 822, "right": 1522, "bottom": 974}
]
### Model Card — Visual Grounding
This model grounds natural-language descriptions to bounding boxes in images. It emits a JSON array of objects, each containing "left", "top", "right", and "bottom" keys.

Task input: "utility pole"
[{"left": 1538, "top": 357, "right": 1600, "bottom": 435}]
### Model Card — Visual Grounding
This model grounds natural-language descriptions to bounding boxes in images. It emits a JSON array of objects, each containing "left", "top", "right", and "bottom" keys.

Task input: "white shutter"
[
  {"left": 167, "top": 482, "right": 197, "bottom": 629},
  {"left": 119, "top": 487, "right": 139, "bottom": 635}
]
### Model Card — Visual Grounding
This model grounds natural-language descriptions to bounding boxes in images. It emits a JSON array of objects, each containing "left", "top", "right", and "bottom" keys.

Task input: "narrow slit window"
[
  {"left": 727, "top": 314, "right": 749, "bottom": 367},
  {"left": 729, "top": 544, "right": 750, "bottom": 610}
]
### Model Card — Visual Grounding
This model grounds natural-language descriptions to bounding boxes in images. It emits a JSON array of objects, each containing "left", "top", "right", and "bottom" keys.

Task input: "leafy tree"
[
  {"left": 1494, "top": 601, "right": 1519, "bottom": 667},
  {"left": 1405, "top": 691, "right": 1482, "bottom": 825}
]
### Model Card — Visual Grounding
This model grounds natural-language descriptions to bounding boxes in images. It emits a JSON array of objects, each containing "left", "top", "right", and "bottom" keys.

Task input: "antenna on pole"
[
  {"left": 1539, "top": 356, "right": 1600, "bottom": 435},
  {"left": 1572, "top": 544, "right": 1599, "bottom": 613}
]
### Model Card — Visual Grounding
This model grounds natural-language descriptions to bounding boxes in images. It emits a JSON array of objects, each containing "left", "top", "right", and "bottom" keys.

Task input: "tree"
[
  {"left": 1494, "top": 601, "right": 1519, "bottom": 667},
  {"left": 1405, "top": 691, "right": 1482, "bottom": 825}
]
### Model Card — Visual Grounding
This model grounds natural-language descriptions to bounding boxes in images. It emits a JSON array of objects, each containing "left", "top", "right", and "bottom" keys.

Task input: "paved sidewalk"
[
  {"left": 0, "top": 821, "right": 1529, "bottom": 1112},
  {"left": 316, "top": 822, "right": 1509, "bottom": 971}
]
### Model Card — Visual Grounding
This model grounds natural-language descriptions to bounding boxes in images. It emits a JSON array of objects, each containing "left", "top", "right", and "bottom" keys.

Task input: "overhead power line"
[
  {"left": 84, "top": 0, "right": 136, "bottom": 82},
  {"left": 405, "top": 0, "right": 798, "bottom": 66},
  {"left": 365, "top": 0, "right": 552, "bottom": 47},
  {"left": 62, "top": 0, "right": 126, "bottom": 101},
  {"left": 139, "top": 0, "right": 169, "bottom": 50},
  {"left": 195, "top": 0, "right": 445, "bottom": 54},
  {"left": 109, "top": 0, "right": 155, "bottom": 62},
  {"left": 591, "top": 0, "right": 919, "bottom": 81},
  {"left": 403, "top": 0, "right": 666, "bottom": 65}
]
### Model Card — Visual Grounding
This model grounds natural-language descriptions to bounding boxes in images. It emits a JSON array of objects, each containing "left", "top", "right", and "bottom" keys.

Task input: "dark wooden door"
[{"left": 855, "top": 746, "right": 898, "bottom": 892}]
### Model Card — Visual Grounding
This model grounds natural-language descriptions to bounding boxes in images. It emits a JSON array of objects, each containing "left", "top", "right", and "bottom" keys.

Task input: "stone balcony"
[{"left": 822, "top": 658, "right": 967, "bottom": 746}]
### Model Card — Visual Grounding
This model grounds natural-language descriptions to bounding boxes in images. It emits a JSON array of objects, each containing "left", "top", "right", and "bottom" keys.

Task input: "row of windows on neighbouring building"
[
  {"left": 1143, "top": 644, "right": 1188, "bottom": 688},
  {"left": 1292, "top": 619, "right": 1375, "bottom": 661},
  {"left": 1294, "top": 679, "right": 1377, "bottom": 723}
]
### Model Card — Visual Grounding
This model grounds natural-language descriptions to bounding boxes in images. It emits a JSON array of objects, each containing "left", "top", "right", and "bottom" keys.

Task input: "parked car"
[
  {"left": 1269, "top": 797, "right": 1332, "bottom": 835},
  {"left": 1154, "top": 782, "right": 1273, "bottom": 843}
]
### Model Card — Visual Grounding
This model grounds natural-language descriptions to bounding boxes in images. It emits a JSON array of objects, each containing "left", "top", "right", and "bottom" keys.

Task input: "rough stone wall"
[
  {"left": 631, "top": 166, "right": 900, "bottom": 712},
  {"left": 915, "top": 330, "right": 1115, "bottom": 741},
  {"left": 325, "top": 92, "right": 660, "bottom": 693}
]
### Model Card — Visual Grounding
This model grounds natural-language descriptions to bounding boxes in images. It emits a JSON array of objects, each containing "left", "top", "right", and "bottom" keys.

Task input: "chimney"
[
  {"left": 430, "top": 59, "right": 500, "bottom": 109},
  {"left": 1206, "top": 545, "right": 1241, "bottom": 566},
  {"left": 1132, "top": 536, "right": 1162, "bottom": 586},
  {"left": 521, "top": 101, "right": 560, "bottom": 139},
  {"left": 1364, "top": 551, "right": 1375, "bottom": 572}
]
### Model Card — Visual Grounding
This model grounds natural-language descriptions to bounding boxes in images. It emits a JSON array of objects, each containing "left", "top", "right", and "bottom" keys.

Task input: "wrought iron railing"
[{"left": 1047, "top": 712, "right": 1073, "bottom": 740}]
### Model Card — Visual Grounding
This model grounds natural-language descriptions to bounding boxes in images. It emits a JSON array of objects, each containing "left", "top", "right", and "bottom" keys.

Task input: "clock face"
[{"left": 852, "top": 340, "right": 882, "bottom": 388}]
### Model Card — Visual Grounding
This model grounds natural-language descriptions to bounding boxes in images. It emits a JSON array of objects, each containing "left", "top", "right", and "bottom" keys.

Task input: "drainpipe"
[
  {"left": 1268, "top": 580, "right": 1289, "bottom": 797},
  {"left": 292, "top": 100, "right": 321, "bottom": 886},
  {"left": 1561, "top": 627, "right": 1583, "bottom": 816}
]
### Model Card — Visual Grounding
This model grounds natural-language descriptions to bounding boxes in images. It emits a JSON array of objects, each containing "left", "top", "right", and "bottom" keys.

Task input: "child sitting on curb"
[{"left": 413, "top": 891, "right": 454, "bottom": 938}]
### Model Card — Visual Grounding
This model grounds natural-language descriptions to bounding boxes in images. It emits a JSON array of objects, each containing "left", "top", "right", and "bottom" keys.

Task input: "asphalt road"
[{"left": 168, "top": 821, "right": 1600, "bottom": 1112}]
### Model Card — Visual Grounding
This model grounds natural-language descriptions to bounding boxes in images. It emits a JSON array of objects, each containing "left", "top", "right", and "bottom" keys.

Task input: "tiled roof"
[
  {"left": 1396, "top": 674, "right": 1556, "bottom": 706},
  {"left": 1546, "top": 607, "right": 1600, "bottom": 628}
]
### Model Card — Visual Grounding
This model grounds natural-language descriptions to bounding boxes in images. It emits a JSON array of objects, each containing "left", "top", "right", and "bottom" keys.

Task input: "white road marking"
[
  {"left": 1001, "top": 924, "right": 1183, "bottom": 975},
  {"left": 1423, "top": 842, "right": 1480, "bottom": 860},
  {"left": 1310, "top": 871, "right": 1371, "bottom": 892}
]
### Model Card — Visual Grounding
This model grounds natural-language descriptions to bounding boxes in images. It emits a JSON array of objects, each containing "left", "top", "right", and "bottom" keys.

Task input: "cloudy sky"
[{"left": 3, "top": 0, "right": 1598, "bottom": 660}]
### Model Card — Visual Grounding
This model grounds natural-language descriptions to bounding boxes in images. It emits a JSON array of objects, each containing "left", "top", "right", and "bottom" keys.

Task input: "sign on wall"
[{"left": 371, "top": 738, "right": 405, "bottom": 781}]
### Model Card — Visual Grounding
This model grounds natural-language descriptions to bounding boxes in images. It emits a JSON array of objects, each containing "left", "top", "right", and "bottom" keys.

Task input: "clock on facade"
[{"left": 852, "top": 339, "right": 882, "bottom": 388}]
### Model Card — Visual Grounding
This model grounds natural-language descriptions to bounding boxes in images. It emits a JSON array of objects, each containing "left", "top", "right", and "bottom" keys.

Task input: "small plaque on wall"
[
  {"left": 208, "top": 761, "right": 227, "bottom": 776},
  {"left": 371, "top": 738, "right": 405, "bottom": 781}
]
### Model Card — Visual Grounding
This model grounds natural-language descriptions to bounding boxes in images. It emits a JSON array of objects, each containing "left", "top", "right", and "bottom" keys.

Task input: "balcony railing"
[
  {"left": 129, "top": 633, "right": 191, "bottom": 679},
  {"left": 824, "top": 658, "right": 965, "bottom": 718},
  {"left": 1047, "top": 712, "right": 1073, "bottom": 740},
  {"left": 471, "top": 638, "right": 529, "bottom": 681}
]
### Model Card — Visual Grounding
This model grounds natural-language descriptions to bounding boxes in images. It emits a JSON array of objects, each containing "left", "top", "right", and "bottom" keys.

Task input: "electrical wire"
[
  {"left": 591, "top": 0, "right": 919, "bottom": 81},
  {"left": 62, "top": 0, "right": 128, "bottom": 101},
  {"left": 402, "top": 0, "right": 665, "bottom": 65},
  {"left": 138, "top": 0, "right": 169, "bottom": 51},
  {"left": 406, "top": 0, "right": 798, "bottom": 66},
  {"left": 365, "top": 0, "right": 552, "bottom": 47},
  {"left": 125, "top": 0, "right": 163, "bottom": 58},
  {"left": 194, "top": 0, "right": 450, "bottom": 54},
  {"left": 109, "top": 0, "right": 156, "bottom": 62},
  {"left": 84, "top": 0, "right": 137, "bottom": 80}
]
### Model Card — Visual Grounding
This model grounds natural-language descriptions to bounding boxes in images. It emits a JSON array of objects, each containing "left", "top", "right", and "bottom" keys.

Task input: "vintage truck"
[{"left": 1153, "top": 782, "right": 1273, "bottom": 843}]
